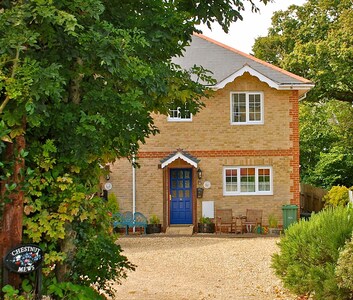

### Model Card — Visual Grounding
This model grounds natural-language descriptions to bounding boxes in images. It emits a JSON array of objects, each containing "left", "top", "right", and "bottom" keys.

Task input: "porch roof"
[{"left": 160, "top": 150, "right": 200, "bottom": 168}]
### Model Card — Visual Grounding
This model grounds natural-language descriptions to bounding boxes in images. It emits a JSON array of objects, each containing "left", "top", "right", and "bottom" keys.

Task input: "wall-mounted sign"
[{"left": 4, "top": 244, "right": 43, "bottom": 274}]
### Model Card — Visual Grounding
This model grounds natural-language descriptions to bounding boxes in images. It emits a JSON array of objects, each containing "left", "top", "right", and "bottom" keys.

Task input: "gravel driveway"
[{"left": 112, "top": 235, "right": 296, "bottom": 300}]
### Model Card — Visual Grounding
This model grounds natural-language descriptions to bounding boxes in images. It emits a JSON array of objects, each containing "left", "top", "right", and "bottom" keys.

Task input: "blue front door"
[{"left": 170, "top": 169, "right": 193, "bottom": 224}]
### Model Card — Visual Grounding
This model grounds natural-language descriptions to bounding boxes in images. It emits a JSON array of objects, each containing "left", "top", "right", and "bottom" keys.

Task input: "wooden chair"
[
  {"left": 215, "top": 209, "right": 234, "bottom": 234},
  {"left": 243, "top": 209, "right": 262, "bottom": 233}
]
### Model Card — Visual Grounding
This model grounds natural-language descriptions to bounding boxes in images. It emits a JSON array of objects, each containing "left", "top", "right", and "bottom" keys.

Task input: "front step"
[{"left": 165, "top": 225, "right": 194, "bottom": 236}]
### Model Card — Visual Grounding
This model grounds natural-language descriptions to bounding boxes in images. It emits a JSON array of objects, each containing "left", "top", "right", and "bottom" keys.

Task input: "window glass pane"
[
  {"left": 178, "top": 190, "right": 183, "bottom": 198},
  {"left": 171, "top": 181, "right": 177, "bottom": 188},
  {"left": 258, "top": 168, "right": 271, "bottom": 191},
  {"left": 249, "top": 94, "right": 262, "bottom": 121},
  {"left": 185, "top": 180, "right": 190, "bottom": 188},
  {"left": 169, "top": 104, "right": 192, "bottom": 120},
  {"left": 232, "top": 93, "right": 246, "bottom": 122},
  {"left": 178, "top": 180, "right": 183, "bottom": 188},
  {"left": 172, "top": 190, "right": 177, "bottom": 198},
  {"left": 225, "top": 168, "right": 238, "bottom": 192},
  {"left": 185, "top": 190, "right": 190, "bottom": 198},
  {"left": 240, "top": 168, "right": 255, "bottom": 192}
]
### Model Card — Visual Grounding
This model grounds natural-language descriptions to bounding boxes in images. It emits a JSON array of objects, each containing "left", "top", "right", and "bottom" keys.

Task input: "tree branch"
[{"left": 0, "top": 47, "right": 20, "bottom": 114}]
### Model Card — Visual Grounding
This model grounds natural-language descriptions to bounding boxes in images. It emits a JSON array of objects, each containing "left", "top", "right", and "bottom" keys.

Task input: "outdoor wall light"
[{"left": 197, "top": 168, "right": 202, "bottom": 180}]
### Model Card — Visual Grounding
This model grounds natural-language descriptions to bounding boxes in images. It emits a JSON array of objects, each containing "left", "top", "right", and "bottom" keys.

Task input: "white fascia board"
[
  {"left": 211, "top": 65, "right": 315, "bottom": 91},
  {"left": 161, "top": 152, "right": 198, "bottom": 169},
  {"left": 213, "top": 65, "right": 278, "bottom": 90}
]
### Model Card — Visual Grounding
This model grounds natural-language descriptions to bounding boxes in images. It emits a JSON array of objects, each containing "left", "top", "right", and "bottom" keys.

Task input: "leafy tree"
[
  {"left": 253, "top": 0, "right": 353, "bottom": 103},
  {"left": 0, "top": 0, "right": 270, "bottom": 296},
  {"left": 253, "top": 0, "right": 353, "bottom": 189},
  {"left": 299, "top": 100, "right": 353, "bottom": 188}
]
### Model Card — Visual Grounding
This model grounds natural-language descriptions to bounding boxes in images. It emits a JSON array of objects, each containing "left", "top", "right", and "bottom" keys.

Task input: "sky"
[{"left": 198, "top": 0, "right": 307, "bottom": 54}]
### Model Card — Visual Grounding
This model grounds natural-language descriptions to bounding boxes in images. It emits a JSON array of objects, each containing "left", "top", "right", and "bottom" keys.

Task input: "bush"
[
  {"left": 336, "top": 232, "right": 353, "bottom": 294},
  {"left": 323, "top": 186, "right": 349, "bottom": 207},
  {"left": 71, "top": 233, "right": 135, "bottom": 298},
  {"left": 149, "top": 214, "right": 160, "bottom": 224},
  {"left": 199, "top": 216, "right": 212, "bottom": 224},
  {"left": 272, "top": 206, "right": 353, "bottom": 299},
  {"left": 107, "top": 192, "right": 119, "bottom": 213}
]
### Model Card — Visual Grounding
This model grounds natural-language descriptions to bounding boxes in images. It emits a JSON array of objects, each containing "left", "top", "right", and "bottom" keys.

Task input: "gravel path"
[{"left": 112, "top": 235, "right": 296, "bottom": 300}]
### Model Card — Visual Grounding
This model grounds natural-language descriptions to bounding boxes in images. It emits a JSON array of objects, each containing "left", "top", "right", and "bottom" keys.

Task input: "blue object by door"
[{"left": 170, "top": 169, "right": 193, "bottom": 224}]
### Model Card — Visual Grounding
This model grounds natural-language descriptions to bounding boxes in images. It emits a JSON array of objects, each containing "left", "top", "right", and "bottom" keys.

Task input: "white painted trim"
[
  {"left": 211, "top": 65, "right": 315, "bottom": 91},
  {"left": 230, "top": 91, "right": 264, "bottom": 125},
  {"left": 161, "top": 152, "right": 198, "bottom": 168},
  {"left": 223, "top": 166, "right": 273, "bottom": 196}
]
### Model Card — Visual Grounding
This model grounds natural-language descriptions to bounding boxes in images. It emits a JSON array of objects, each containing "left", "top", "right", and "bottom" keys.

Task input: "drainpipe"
[{"left": 132, "top": 155, "right": 136, "bottom": 233}]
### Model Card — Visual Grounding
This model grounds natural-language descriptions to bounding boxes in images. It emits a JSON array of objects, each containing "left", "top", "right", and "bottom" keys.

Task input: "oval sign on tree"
[{"left": 4, "top": 244, "right": 43, "bottom": 274}]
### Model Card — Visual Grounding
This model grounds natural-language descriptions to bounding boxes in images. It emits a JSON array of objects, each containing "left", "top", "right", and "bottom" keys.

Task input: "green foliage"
[
  {"left": 0, "top": 0, "right": 272, "bottom": 295},
  {"left": 268, "top": 213, "right": 278, "bottom": 228},
  {"left": 336, "top": 232, "right": 353, "bottom": 294},
  {"left": 2, "top": 279, "right": 34, "bottom": 300},
  {"left": 272, "top": 206, "right": 353, "bottom": 299},
  {"left": 253, "top": 0, "right": 353, "bottom": 103},
  {"left": 323, "top": 186, "right": 350, "bottom": 207},
  {"left": 46, "top": 280, "right": 104, "bottom": 300},
  {"left": 253, "top": 1, "right": 353, "bottom": 189},
  {"left": 199, "top": 216, "right": 213, "bottom": 224},
  {"left": 299, "top": 101, "right": 353, "bottom": 189},
  {"left": 107, "top": 192, "right": 119, "bottom": 213},
  {"left": 149, "top": 214, "right": 161, "bottom": 224},
  {"left": 72, "top": 232, "right": 135, "bottom": 297}
]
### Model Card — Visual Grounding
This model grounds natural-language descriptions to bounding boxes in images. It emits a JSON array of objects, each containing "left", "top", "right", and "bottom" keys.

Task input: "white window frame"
[
  {"left": 230, "top": 91, "right": 264, "bottom": 125},
  {"left": 168, "top": 105, "right": 192, "bottom": 122},
  {"left": 223, "top": 166, "right": 273, "bottom": 196}
]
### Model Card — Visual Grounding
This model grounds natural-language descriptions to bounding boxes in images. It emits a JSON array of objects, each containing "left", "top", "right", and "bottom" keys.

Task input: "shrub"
[
  {"left": 272, "top": 206, "right": 353, "bottom": 299},
  {"left": 268, "top": 213, "right": 279, "bottom": 228},
  {"left": 71, "top": 232, "right": 136, "bottom": 298},
  {"left": 323, "top": 186, "right": 349, "bottom": 207},
  {"left": 149, "top": 214, "right": 160, "bottom": 224},
  {"left": 107, "top": 192, "right": 119, "bottom": 213},
  {"left": 199, "top": 216, "right": 212, "bottom": 224},
  {"left": 336, "top": 232, "right": 353, "bottom": 294}
]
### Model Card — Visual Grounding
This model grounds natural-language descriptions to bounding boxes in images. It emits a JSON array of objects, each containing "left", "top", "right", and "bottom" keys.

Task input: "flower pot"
[
  {"left": 146, "top": 224, "right": 162, "bottom": 234},
  {"left": 269, "top": 228, "right": 281, "bottom": 235},
  {"left": 197, "top": 223, "right": 215, "bottom": 233}
]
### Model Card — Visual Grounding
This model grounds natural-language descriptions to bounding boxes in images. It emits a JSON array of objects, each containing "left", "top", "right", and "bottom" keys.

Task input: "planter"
[
  {"left": 269, "top": 228, "right": 281, "bottom": 235},
  {"left": 146, "top": 224, "right": 162, "bottom": 234},
  {"left": 197, "top": 223, "right": 215, "bottom": 233}
]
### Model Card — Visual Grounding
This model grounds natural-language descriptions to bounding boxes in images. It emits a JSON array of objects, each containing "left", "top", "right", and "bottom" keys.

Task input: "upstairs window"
[
  {"left": 168, "top": 105, "right": 192, "bottom": 122},
  {"left": 223, "top": 166, "right": 272, "bottom": 195},
  {"left": 231, "top": 92, "right": 263, "bottom": 124}
]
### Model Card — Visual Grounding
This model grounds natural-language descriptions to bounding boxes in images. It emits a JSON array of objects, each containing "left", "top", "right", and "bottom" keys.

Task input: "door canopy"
[{"left": 160, "top": 149, "right": 200, "bottom": 169}]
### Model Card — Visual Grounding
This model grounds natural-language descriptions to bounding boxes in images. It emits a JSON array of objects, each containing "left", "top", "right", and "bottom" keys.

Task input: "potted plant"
[
  {"left": 198, "top": 216, "right": 215, "bottom": 233},
  {"left": 268, "top": 213, "right": 280, "bottom": 235},
  {"left": 146, "top": 214, "right": 162, "bottom": 234}
]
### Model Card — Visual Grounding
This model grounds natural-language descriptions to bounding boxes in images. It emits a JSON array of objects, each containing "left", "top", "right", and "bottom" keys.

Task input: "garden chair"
[
  {"left": 243, "top": 209, "right": 262, "bottom": 233},
  {"left": 215, "top": 209, "right": 234, "bottom": 234}
]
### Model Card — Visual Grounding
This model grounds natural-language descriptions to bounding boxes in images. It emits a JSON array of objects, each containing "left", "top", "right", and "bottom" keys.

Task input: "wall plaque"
[{"left": 4, "top": 244, "right": 43, "bottom": 274}]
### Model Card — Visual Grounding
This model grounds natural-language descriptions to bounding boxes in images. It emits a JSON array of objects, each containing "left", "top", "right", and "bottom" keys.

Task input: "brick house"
[{"left": 108, "top": 33, "right": 314, "bottom": 232}]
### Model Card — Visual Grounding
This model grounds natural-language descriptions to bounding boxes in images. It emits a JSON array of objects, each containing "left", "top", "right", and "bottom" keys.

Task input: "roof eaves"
[
  {"left": 160, "top": 150, "right": 200, "bottom": 168},
  {"left": 213, "top": 65, "right": 280, "bottom": 90}
]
